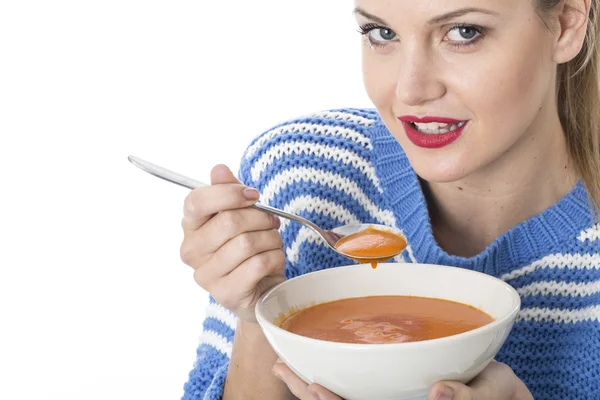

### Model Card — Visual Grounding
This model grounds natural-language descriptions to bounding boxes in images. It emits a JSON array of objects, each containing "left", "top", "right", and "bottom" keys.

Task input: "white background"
[{"left": 0, "top": 1, "right": 371, "bottom": 399}]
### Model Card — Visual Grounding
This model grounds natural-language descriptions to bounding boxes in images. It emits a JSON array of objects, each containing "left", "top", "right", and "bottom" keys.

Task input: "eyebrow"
[
  {"left": 353, "top": 7, "right": 498, "bottom": 26},
  {"left": 427, "top": 7, "right": 499, "bottom": 25},
  {"left": 353, "top": 7, "right": 390, "bottom": 26}
]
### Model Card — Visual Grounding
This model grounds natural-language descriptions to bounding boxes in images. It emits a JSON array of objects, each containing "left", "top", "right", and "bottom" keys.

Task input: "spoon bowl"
[
  {"left": 128, "top": 155, "right": 406, "bottom": 263},
  {"left": 330, "top": 223, "right": 406, "bottom": 264}
]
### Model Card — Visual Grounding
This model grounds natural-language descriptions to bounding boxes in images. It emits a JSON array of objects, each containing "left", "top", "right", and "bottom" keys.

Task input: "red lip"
[{"left": 397, "top": 116, "right": 468, "bottom": 149}]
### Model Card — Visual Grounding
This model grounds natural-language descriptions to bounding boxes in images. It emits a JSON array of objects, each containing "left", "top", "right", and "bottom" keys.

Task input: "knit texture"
[{"left": 182, "top": 109, "right": 600, "bottom": 400}]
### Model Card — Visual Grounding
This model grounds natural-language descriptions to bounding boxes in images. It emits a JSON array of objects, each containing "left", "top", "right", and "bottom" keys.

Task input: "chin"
[
  {"left": 402, "top": 148, "right": 477, "bottom": 184},
  {"left": 410, "top": 161, "right": 471, "bottom": 184}
]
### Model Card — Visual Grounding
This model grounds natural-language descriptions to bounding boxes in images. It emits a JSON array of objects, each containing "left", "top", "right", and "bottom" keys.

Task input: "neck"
[{"left": 425, "top": 107, "right": 578, "bottom": 258}]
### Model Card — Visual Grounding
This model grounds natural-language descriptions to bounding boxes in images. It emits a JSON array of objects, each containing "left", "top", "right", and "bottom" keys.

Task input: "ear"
[{"left": 553, "top": 0, "right": 591, "bottom": 64}]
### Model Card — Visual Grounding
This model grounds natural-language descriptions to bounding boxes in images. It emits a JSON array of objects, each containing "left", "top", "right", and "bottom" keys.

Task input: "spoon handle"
[
  {"left": 128, "top": 155, "right": 206, "bottom": 191},
  {"left": 128, "top": 156, "right": 328, "bottom": 237}
]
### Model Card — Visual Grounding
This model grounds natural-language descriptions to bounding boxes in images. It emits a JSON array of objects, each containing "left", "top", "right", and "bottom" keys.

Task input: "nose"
[{"left": 395, "top": 46, "right": 446, "bottom": 106}]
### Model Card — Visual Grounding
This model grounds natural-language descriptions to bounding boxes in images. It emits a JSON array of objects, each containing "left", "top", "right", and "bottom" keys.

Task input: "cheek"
[
  {"left": 362, "top": 53, "right": 397, "bottom": 108},
  {"left": 477, "top": 65, "right": 540, "bottom": 122},
  {"left": 459, "top": 32, "right": 554, "bottom": 137}
]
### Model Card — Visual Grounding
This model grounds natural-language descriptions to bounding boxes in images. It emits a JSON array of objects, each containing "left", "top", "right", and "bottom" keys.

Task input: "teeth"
[
  {"left": 420, "top": 122, "right": 449, "bottom": 130},
  {"left": 412, "top": 121, "right": 466, "bottom": 134}
]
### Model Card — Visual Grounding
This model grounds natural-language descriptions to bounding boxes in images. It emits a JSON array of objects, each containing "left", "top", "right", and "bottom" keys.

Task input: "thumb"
[
  {"left": 429, "top": 381, "right": 472, "bottom": 400},
  {"left": 210, "top": 164, "right": 241, "bottom": 185},
  {"left": 430, "top": 361, "right": 519, "bottom": 400}
]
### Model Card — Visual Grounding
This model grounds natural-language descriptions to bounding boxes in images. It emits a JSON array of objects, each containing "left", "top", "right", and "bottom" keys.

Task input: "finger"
[
  {"left": 307, "top": 384, "right": 344, "bottom": 400},
  {"left": 272, "top": 361, "right": 315, "bottom": 400},
  {"left": 187, "top": 164, "right": 245, "bottom": 227},
  {"left": 220, "top": 248, "right": 285, "bottom": 294},
  {"left": 181, "top": 164, "right": 256, "bottom": 233},
  {"left": 180, "top": 209, "right": 279, "bottom": 267},
  {"left": 210, "top": 164, "right": 240, "bottom": 185},
  {"left": 428, "top": 382, "right": 460, "bottom": 400},
  {"left": 191, "top": 229, "right": 283, "bottom": 282},
  {"left": 181, "top": 184, "right": 260, "bottom": 232},
  {"left": 214, "top": 229, "right": 283, "bottom": 274},
  {"left": 431, "top": 361, "right": 520, "bottom": 400},
  {"left": 194, "top": 208, "right": 280, "bottom": 255},
  {"left": 468, "top": 361, "right": 520, "bottom": 400}
]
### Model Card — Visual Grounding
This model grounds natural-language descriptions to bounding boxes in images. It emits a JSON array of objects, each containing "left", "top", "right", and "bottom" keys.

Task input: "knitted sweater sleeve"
[
  {"left": 181, "top": 296, "right": 236, "bottom": 400},
  {"left": 181, "top": 108, "right": 384, "bottom": 399}
]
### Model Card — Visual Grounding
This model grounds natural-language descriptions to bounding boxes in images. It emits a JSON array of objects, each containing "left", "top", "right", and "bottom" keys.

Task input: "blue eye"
[
  {"left": 370, "top": 27, "right": 397, "bottom": 42},
  {"left": 358, "top": 23, "right": 398, "bottom": 45},
  {"left": 446, "top": 25, "right": 482, "bottom": 42}
]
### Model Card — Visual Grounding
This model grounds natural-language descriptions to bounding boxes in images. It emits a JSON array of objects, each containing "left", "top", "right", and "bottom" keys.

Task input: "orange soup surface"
[
  {"left": 281, "top": 296, "right": 494, "bottom": 344},
  {"left": 335, "top": 227, "right": 407, "bottom": 269}
]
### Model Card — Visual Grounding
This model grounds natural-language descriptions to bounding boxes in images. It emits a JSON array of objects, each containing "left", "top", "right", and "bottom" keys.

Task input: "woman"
[{"left": 180, "top": 0, "right": 599, "bottom": 399}]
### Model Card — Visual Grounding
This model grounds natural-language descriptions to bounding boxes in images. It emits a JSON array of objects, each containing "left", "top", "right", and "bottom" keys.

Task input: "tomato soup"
[
  {"left": 335, "top": 226, "right": 407, "bottom": 269},
  {"left": 281, "top": 296, "right": 494, "bottom": 344}
]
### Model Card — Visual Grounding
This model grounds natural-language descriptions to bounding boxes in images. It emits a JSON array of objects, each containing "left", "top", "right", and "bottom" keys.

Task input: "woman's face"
[{"left": 357, "top": 0, "right": 559, "bottom": 183}]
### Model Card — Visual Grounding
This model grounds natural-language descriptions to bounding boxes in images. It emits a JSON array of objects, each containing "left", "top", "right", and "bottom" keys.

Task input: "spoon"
[{"left": 128, "top": 155, "right": 406, "bottom": 264}]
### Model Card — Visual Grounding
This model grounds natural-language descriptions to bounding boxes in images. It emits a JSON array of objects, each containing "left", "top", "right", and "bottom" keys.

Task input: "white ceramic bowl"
[{"left": 255, "top": 263, "right": 520, "bottom": 400}]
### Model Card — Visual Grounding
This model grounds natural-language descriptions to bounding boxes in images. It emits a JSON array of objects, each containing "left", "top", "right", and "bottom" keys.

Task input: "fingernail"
[
  {"left": 435, "top": 385, "right": 454, "bottom": 400},
  {"left": 273, "top": 215, "right": 281, "bottom": 229},
  {"left": 243, "top": 187, "right": 260, "bottom": 200}
]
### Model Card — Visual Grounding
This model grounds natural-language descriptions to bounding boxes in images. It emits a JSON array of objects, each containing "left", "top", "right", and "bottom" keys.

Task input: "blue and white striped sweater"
[{"left": 182, "top": 108, "right": 600, "bottom": 400}]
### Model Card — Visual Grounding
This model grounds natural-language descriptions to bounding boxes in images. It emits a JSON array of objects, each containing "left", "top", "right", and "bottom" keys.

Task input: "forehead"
[{"left": 353, "top": 0, "right": 527, "bottom": 21}]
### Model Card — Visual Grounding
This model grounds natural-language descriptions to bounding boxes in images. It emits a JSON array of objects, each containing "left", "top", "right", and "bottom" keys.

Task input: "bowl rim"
[{"left": 255, "top": 263, "right": 521, "bottom": 350}]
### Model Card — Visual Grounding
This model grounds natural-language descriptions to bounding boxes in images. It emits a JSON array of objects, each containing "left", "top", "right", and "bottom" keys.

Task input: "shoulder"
[
  {"left": 237, "top": 108, "right": 385, "bottom": 199},
  {"left": 241, "top": 108, "right": 381, "bottom": 157}
]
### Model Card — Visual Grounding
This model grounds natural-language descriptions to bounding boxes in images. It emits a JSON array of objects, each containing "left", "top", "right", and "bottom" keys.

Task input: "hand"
[
  {"left": 429, "top": 361, "right": 533, "bottom": 400},
  {"left": 272, "top": 359, "right": 532, "bottom": 400},
  {"left": 272, "top": 360, "right": 343, "bottom": 400},
  {"left": 179, "top": 164, "right": 285, "bottom": 322}
]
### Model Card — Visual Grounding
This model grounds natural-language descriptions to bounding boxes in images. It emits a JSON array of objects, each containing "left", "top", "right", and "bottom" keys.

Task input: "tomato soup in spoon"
[{"left": 335, "top": 226, "right": 407, "bottom": 268}]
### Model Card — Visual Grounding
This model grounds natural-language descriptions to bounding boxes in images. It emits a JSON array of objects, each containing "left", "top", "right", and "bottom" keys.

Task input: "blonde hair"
[{"left": 537, "top": 0, "right": 600, "bottom": 217}]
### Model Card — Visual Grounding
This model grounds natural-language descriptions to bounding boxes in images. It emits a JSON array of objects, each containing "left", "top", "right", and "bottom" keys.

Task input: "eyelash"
[
  {"left": 446, "top": 23, "right": 486, "bottom": 49},
  {"left": 357, "top": 23, "right": 486, "bottom": 49},
  {"left": 357, "top": 23, "right": 390, "bottom": 49}
]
